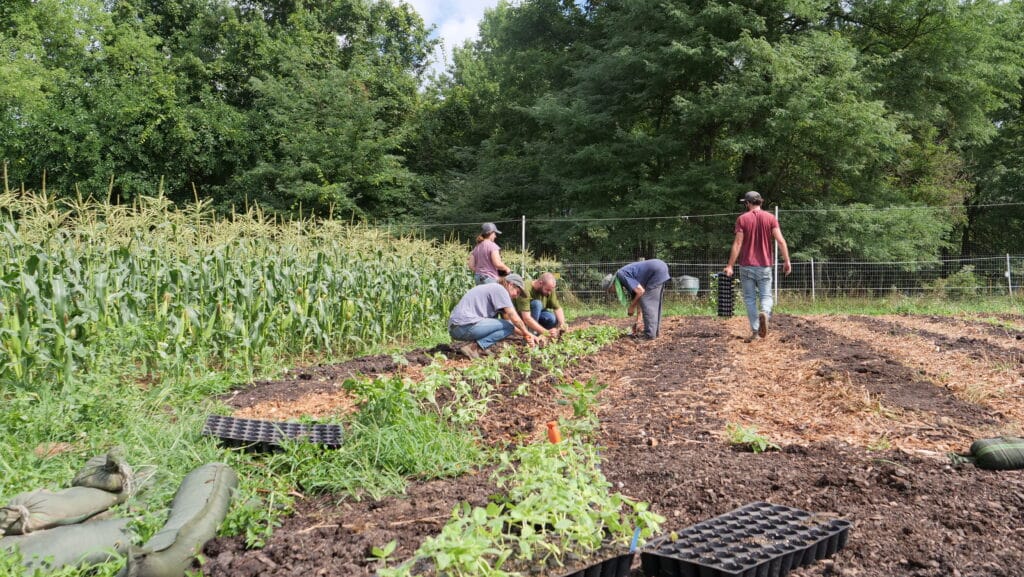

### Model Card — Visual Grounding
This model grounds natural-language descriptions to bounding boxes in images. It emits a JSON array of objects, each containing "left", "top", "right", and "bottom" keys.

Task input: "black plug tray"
[
  {"left": 202, "top": 415, "right": 343, "bottom": 449},
  {"left": 640, "top": 502, "right": 851, "bottom": 577},
  {"left": 558, "top": 552, "right": 633, "bottom": 577}
]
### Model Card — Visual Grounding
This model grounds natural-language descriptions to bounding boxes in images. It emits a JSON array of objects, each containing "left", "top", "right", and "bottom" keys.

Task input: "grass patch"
[{"left": 568, "top": 294, "right": 1022, "bottom": 321}]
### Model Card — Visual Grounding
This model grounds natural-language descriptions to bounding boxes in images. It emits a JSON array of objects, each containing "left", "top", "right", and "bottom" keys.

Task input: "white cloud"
[{"left": 404, "top": 0, "right": 500, "bottom": 77}]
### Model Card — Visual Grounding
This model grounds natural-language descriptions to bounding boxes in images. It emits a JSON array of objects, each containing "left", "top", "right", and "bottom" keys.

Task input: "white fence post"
[
  {"left": 521, "top": 215, "right": 527, "bottom": 276},
  {"left": 774, "top": 206, "right": 780, "bottom": 303},
  {"left": 811, "top": 258, "right": 815, "bottom": 300},
  {"left": 1008, "top": 254, "right": 1014, "bottom": 297}
]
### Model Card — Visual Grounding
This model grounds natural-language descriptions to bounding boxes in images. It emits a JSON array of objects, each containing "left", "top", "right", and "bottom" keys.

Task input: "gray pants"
[{"left": 639, "top": 282, "right": 666, "bottom": 338}]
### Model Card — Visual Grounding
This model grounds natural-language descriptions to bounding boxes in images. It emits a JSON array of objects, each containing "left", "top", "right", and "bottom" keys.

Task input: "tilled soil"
[{"left": 202, "top": 313, "right": 1024, "bottom": 577}]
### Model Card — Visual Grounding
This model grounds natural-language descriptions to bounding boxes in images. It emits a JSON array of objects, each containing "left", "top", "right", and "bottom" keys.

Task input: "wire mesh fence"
[
  {"left": 550, "top": 256, "right": 1021, "bottom": 300},
  {"left": 387, "top": 204, "right": 1023, "bottom": 302}
]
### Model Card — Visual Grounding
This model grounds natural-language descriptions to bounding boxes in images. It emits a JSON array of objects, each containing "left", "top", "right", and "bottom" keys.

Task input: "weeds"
[{"left": 867, "top": 436, "right": 892, "bottom": 452}]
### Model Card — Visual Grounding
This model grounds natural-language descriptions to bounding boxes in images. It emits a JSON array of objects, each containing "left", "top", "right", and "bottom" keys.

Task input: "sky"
[{"left": 404, "top": 0, "right": 501, "bottom": 77}]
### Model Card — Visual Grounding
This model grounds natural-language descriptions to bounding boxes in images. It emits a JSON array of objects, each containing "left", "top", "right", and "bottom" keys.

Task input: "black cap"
[{"left": 739, "top": 191, "right": 763, "bottom": 205}]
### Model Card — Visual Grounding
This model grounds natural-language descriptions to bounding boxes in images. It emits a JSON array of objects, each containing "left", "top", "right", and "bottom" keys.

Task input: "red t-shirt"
[{"left": 735, "top": 209, "right": 778, "bottom": 267}]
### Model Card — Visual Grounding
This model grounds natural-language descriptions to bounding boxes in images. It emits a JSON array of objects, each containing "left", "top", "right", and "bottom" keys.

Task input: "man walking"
[
  {"left": 515, "top": 272, "right": 568, "bottom": 339},
  {"left": 601, "top": 259, "right": 670, "bottom": 340},
  {"left": 723, "top": 191, "right": 791, "bottom": 341}
]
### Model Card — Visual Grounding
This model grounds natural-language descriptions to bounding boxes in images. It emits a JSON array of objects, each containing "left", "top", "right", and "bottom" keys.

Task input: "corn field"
[{"left": 0, "top": 192, "right": 469, "bottom": 388}]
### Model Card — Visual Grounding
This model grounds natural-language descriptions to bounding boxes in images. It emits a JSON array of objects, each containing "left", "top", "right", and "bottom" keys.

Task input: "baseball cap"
[
  {"left": 600, "top": 274, "right": 629, "bottom": 306},
  {"left": 504, "top": 273, "right": 525, "bottom": 290},
  {"left": 739, "top": 191, "right": 762, "bottom": 205},
  {"left": 481, "top": 222, "right": 502, "bottom": 235}
]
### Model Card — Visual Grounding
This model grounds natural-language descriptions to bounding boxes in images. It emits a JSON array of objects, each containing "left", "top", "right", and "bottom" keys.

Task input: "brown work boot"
[
  {"left": 758, "top": 312, "right": 768, "bottom": 338},
  {"left": 458, "top": 342, "right": 481, "bottom": 360}
]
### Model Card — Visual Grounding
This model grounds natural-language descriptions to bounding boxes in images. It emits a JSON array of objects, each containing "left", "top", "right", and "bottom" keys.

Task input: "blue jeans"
[
  {"left": 739, "top": 266, "right": 773, "bottom": 334},
  {"left": 530, "top": 300, "right": 557, "bottom": 330},
  {"left": 475, "top": 273, "right": 497, "bottom": 285},
  {"left": 449, "top": 318, "right": 514, "bottom": 350}
]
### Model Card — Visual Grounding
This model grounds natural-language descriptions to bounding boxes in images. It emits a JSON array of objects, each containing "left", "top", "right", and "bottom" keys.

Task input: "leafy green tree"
[
  {"left": 420, "top": 0, "right": 591, "bottom": 225},
  {"left": 184, "top": 0, "right": 436, "bottom": 216},
  {"left": 1, "top": 0, "right": 434, "bottom": 218},
  {"left": 428, "top": 0, "right": 1023, "bottom": 261},
  {"left": 840, "top": 0, "right": 1022, "bottom": 147}
]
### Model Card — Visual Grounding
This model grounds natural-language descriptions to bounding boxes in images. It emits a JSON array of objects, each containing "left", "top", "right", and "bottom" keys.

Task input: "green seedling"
[
  {"left": 725, "top": 423, "right": 780, "bottom": 453},
  {"left": 370, "top": 540, "right": 399, "bottom": 564},
  {"left": 555, "top": 378, "right": 608, "bottom": 419}
]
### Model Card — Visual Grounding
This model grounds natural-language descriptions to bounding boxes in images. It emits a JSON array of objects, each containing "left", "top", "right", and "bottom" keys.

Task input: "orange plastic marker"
[{"left": 546, "top": 420, "right": 562, "bottom": 444}]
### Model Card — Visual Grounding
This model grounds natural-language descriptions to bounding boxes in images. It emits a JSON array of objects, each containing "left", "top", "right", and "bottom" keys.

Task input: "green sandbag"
[
  {"left": 0, "top": 518, "right": 134, "bottom": 576},
  {"left": 970, "top": 436, "right": 1024, "bottom": 470},
  {"left": 0, "top": 486, "right": 129, "bottom": 536},
  {"left": 122, "top": 462, "right": 237, "bottom": 577},
  {"left": 73, "top": 447, "right": 133, "bottom": 493}
]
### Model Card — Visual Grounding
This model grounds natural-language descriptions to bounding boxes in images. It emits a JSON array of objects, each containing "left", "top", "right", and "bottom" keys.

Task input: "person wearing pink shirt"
[{"left": 467, "top": 222, "right": 511, "bottom": 284}]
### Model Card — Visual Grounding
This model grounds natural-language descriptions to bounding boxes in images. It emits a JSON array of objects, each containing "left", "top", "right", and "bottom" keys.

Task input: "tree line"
[{"left": 2, "top": 0, "right": 1023, "bottom": 262}]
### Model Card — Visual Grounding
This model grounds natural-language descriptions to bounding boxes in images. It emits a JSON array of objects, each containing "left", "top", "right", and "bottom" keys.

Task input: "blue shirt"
[{"left": 616, "top": 259, "right": 670, "bottom": 294}]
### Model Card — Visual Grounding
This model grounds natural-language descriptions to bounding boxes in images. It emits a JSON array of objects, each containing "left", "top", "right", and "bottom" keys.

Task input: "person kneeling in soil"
[
  {"left": 448, "top": 273, "right": 536, "bottom": 359},
  {"left": 515, "top": 272, "right": 569, "bottom": 342}
]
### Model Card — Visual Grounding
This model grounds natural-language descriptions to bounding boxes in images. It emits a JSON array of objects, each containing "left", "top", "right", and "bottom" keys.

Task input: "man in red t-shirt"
[{"left": 723, "top": 191, "right": 791, "bottom": 341}]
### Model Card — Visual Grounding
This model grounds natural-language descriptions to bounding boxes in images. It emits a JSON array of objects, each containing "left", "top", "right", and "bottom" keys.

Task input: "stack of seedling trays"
[
  {"left": 716, "top": 274, "right": 734, "bottom": 318},
  {"left": 640, "top": 502, "right": 851, "bottom": 577},
  {"left": 202, "top": 415, "right": 343, "bottom": 451}
]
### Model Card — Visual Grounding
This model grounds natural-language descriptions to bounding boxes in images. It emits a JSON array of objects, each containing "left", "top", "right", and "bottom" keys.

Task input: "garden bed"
[{"left": 202, "top": 313, "right": 1024, "bottom": 577}]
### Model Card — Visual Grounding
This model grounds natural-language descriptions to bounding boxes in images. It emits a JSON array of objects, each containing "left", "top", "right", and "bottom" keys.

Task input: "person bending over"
[{"left": 602, "top": 259, "right": 670, "bottom": 340}]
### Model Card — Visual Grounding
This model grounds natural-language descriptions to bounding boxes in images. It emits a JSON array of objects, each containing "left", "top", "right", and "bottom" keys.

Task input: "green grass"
[
  {"left": 566, "top": 293, "right": 1022, "bottom": 321},
  {"left": 774, "top": 294, "right": 1023, "bottom": 316}
]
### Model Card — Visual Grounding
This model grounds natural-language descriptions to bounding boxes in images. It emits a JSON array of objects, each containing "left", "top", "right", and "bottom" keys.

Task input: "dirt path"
[{"left": 202, "top": 314, "right": 1024, "bottom": 577}]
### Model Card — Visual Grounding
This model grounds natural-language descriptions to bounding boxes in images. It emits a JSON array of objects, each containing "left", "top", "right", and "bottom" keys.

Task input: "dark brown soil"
[{"left": 201, "top": 314, "right": 1024, "bottom": 577}]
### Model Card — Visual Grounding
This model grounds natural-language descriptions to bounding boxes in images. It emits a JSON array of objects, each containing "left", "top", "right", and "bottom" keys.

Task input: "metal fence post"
[
  {"left": 774, "top": 206, "right": 780, "bottom": 303},
  {"left": 522, "top": 215, "right": 527, "bottom": 276},
  {"left": 811, "top": 258, "right": 815, "bottom": 300},
  {"left": 1008, "top": 254, "right": 1014, "bottom": 297}
]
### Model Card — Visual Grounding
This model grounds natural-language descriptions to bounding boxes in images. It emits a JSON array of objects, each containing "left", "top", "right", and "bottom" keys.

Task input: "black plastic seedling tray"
[
  {"left": 557, "top": 552, "right": 634, "bottom": 577},
  {"left": 640, "top": 502, "right": 851, "bottom": 577},
  {"left": 715, "top": 273, "right": 734, "bottom": 318},
  {"left": 202, "top": 415, "right": 343, "bottom": 450}
]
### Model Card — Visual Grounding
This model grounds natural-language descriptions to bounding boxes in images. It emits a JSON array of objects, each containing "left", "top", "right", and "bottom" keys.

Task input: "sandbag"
[
  {"left": 0, "top": 518, "right": 133, "bottom": 576},
  {"left": 73, "top": 447, "right": 133, "bottom": 493},
  {"left": 970, "top": 436, "right": 1024, "bottom": 470},
  {"left": 0, "top": 486, "right": 129, "bottom": 536},
  {"left": 122, "top": 462, "right": 237, "bottom": 577}
]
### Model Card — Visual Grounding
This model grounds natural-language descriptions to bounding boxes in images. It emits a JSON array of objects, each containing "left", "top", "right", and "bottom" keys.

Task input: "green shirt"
[{"left": 514, "top": 278, "right": 562, "bottom": 312}]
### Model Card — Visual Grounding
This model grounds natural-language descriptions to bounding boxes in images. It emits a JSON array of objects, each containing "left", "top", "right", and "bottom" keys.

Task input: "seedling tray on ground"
[
  {"left": 557, "top": 552, "right": 633, "bottom": 577},
  {"left": 640, "top": 501, "right": 851, "bottom": 577},
  {"left": 202, "top": 415, "right": 343, "bottom": 450}
]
